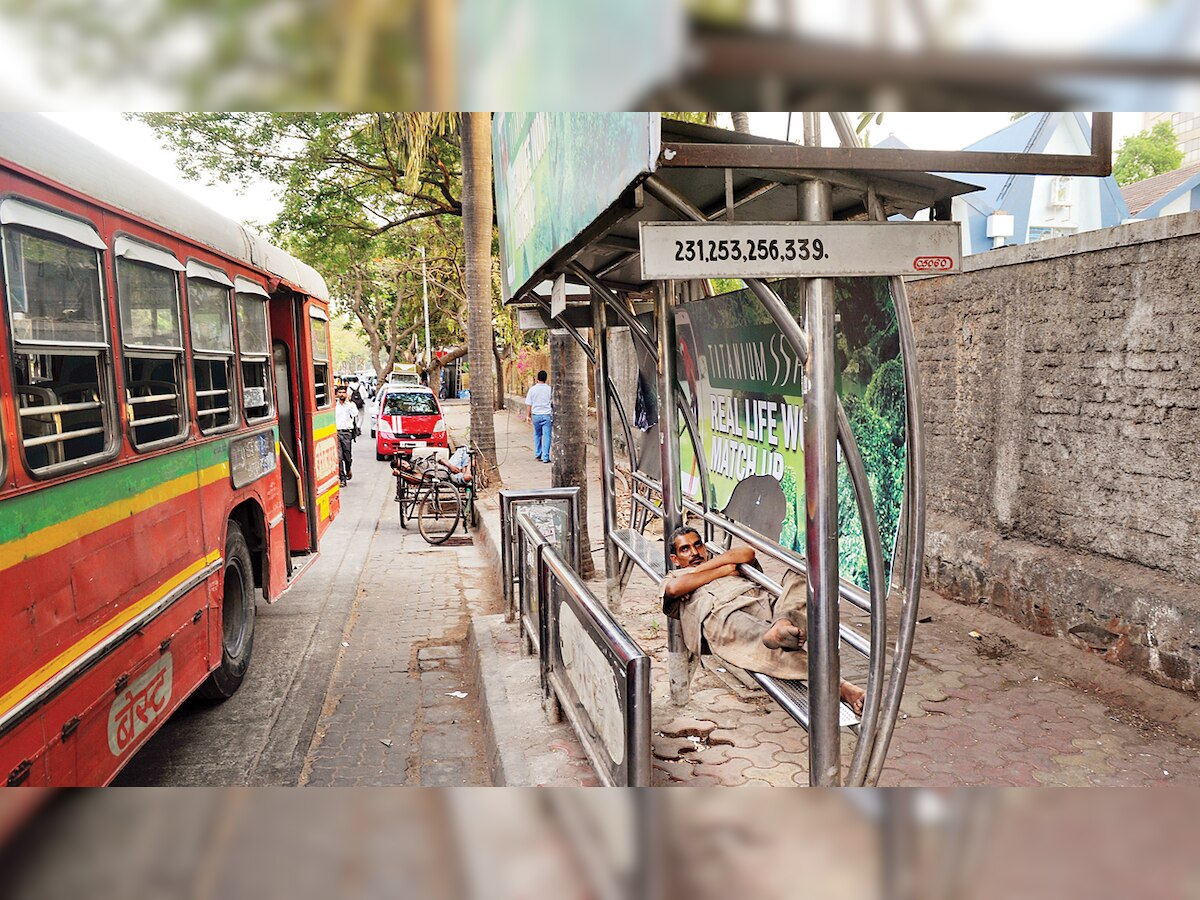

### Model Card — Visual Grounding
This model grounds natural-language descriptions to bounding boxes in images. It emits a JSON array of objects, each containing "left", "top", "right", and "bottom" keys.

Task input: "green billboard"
[
  {"left": 493, "top": 113, "right": 660, "bottom": 302},
  {"left": 673, "top": 278, "right": 908, "bottom": 589}
]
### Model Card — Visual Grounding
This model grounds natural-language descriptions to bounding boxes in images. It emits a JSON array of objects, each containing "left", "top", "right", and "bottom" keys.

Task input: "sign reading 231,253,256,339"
[{"left": 639, "top": 221, "right": 961, "bottom": 280}]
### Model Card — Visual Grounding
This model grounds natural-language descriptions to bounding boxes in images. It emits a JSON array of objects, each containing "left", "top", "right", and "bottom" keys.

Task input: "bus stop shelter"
[{"left": 493, "top": 112, "right": 1112, "bottom": 786}]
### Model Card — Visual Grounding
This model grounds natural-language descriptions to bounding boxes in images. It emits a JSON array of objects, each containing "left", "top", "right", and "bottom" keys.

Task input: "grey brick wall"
[{"left": 907, "top": 213, "right": 1200, "bottom": 690}]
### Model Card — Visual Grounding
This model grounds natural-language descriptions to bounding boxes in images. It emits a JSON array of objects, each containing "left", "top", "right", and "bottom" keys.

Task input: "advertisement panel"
[
  {"left": 492, "top": 113, "right": 660, "bottom": 302},
  {"left": 671, "top": 278, "right": 908, "bottom": 588}
]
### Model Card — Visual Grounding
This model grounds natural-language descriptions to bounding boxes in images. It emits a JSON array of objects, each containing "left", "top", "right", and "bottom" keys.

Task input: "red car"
[{"left": 375, "top": 387, "right": 449, "bottom": 460}]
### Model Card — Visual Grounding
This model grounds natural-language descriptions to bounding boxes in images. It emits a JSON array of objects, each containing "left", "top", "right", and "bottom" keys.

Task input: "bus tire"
[{"left": 198, "top": 522, "right": 256, "bottom": 700}]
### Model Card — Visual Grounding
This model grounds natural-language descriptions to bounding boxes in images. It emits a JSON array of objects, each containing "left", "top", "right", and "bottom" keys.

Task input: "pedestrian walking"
[
  {"left": 347, "top": 377, "right": 368, "bottom": 434},
  {"left": 524, "top": 369, "right": 553, "bottom": 463},
  {"left": 335, "top": 384, "right": 360, "bottom": 486}
]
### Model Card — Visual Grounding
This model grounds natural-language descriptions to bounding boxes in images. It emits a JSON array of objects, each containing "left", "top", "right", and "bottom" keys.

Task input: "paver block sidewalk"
[{"left": 480, "top": 405, "right": 1200, "bottom": 787}]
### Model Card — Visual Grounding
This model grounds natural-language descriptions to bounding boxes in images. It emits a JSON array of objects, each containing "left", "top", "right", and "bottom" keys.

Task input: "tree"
[
  {"left": 138, "top": 113, "right": 476, "bottom": 380},
  {"left": 1113, "top": 121, "right": 1184, "bottom": 186},
  {"left": 136, "top": 114, "right": 461, "bottom": 235},
  {"left": 550, "top": 330, "right": 593, "bottom": 577},
  {"left": 1, "top": 3, "right": 426, "bottom": 108},
  {"left": 461, "top": 113, "right": 500, "bottom": 469}
]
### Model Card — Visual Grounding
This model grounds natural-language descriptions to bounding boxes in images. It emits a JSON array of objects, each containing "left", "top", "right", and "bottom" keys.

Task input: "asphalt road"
[{"left": 114, "top": 430, "right": 392, "bottom": 786}]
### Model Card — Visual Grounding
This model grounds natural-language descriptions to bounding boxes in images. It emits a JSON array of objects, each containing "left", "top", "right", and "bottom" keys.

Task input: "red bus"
[{"left": 0, "top": 114, "right": 340, "bottom": 786}]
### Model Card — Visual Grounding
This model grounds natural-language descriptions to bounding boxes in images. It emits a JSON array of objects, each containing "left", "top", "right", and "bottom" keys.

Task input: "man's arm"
[
  {"left": 690, "top": 545, "right": 754, "bottom": 574},
  {"left": 661, "top": 546, "right": 756, "bottom": 600}
]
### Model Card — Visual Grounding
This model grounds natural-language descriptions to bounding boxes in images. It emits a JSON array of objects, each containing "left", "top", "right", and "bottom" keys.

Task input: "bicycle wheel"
[{"left": 418, "top": 480, "right": 462, "bottom": 545}]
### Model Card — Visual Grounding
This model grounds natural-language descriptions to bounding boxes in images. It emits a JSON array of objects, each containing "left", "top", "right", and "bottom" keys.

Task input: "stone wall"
[{"left": 907, "top": 213, "right": 1200, "bottom": 691}]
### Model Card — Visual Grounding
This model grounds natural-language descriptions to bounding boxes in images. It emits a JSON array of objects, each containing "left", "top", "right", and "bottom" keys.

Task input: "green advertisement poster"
[
  {"left": 492, "top": 113, "right": 660, "bottom": 302},
  {"left": 673, "top": 278, "right": 907, "bottom": 589}
]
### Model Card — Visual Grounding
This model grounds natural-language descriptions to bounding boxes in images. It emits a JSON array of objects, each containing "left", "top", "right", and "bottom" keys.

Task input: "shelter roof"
[{"left": 516, "top": 118, "right": 980, "bottom": 302}]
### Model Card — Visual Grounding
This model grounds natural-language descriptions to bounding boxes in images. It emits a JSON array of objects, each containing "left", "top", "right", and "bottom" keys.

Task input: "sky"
[
  {"left": 42, "top": 113, "right": 282, "bottom": 229},
  {"left": 37, "top": 112, "right": 1145, "bottom": 237},
  {"left": 747, "top": 112, "right": 1145, "bottom": 150}
]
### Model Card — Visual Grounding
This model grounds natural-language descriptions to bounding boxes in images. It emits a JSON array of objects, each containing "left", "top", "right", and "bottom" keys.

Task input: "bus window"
[
  {"left": 235, "top": 277, "right": 273, "bottom": 424},
  {"left": 115, "top": 238, "right": 187, "bottom": 449},
  {"left": 1, "top": 201, "right": 114, "bottom": 474},
  {"left": 186, "top": 261, "right": 237, "bottom": 433},
  {"left": 309, "top": 308, "right": 331, "bottom": 408}
]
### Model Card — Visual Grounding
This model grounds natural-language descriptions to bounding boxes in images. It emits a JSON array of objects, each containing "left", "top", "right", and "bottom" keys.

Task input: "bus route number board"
[
  {"left": 230, "top": 430, "right": 278, "bottom": 489},
  {"left": 638, "top": 221, "right": 961, "bottom": 279}
]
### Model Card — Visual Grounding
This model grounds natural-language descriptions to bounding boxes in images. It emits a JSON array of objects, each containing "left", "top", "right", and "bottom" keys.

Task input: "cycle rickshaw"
[{"left": 393, "top": 446, "right": 480, "bottom": 545}]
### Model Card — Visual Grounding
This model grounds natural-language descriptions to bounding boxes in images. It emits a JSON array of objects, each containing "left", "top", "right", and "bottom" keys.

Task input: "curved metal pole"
[
  {"left": 591, "top": 290, "right": 622, "bottom": 606},
  {"left": 646, "top": 168, "right": 896, "bottom": 784},
  {"left": 865, "top": 195, "right": 927, "bottom": 785},
  {"left": 644, "top": 176, "right": 812, "bottom": 356},
  {"left": 840, "top": 401, "right": 888, "bottom": 787},
  {"left": 673, "top": 384, "right": 713, "bottom": 525},
  {"left": 528, "top": 291, "right": 597, "bottom": 366},
  {"left": 826, "top": 115, "right": 924, "bottom": 784},
  {"left": 569, "top": 264, "right": 657, "bottom": 358},
  {"left": 607, "top": 376, "right": 640, "bottom": 474},
  {"left": 828, "top": 111, "right": 860, "bottom": 150}
]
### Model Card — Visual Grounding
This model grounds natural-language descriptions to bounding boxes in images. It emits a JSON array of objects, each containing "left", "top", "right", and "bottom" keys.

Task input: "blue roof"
[
  {"left": 937, "top": 113, "right": 1129, "bottom": 251},
  {"left": 875, "top": 115, "right": 1129, "bottom": 247}
]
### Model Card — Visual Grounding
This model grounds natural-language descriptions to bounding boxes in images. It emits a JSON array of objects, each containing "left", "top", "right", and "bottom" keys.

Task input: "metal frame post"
[
  {"left": 592, "top": 290, "right": 622, "bottom": 607},
  {"left": 656, "top": 279, "right": 689, "bottom": 705},
  {"left": 801, "top": 150, "right": 843, "bottom": 784}
]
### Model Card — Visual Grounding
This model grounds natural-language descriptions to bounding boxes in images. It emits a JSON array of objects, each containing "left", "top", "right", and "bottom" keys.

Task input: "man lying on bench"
[{"left": 661, "top": 525, "right": 866, "bottom": 716}]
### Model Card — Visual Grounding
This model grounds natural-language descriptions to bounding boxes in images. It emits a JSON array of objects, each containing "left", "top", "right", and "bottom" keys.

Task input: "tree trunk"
[
  {"left": 731, "top": 112, "right": 751, "bottom": 134},
  {"left": 461, "top": 112, "right": 499, "bottom": 467},
  {"left": 551, "top": 329, "right": 594, "bottom": 578},
  {"left": 492, "top": 343, "right": 505, "bottom": 411}
]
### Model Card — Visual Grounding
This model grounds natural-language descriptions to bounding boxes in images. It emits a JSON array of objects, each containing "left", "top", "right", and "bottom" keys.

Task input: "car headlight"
[{"left": 432, "top": 419, "right": 446, "bottom": 434}]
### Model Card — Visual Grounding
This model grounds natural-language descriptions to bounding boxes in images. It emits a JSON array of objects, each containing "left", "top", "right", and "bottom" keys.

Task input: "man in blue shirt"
[
  {"left": 524, "top": 369, "right": 553, "bottom": 463},
  {"left": 442, "top": 445, "right": 472, "bottom": 487}
]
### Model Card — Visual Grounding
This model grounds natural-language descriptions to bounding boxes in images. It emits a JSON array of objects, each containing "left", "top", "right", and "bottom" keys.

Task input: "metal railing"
[{"left": 504, "top": 491, "right": 652, "bottom": 787}]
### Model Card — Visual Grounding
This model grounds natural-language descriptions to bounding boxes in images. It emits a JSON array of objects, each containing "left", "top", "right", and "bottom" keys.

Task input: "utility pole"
[{"left": 420, "top": 245, "right": 431, "bottom": 367}]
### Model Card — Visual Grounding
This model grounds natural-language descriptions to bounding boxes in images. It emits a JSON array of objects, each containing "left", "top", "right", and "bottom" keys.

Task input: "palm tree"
[{"left": 460, "top": 112, "right": 500, "bottom": 470}]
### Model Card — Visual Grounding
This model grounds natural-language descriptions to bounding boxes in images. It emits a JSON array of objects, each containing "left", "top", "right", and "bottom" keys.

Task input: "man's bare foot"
[
  {"left": 839, "top": 681, "right": 865, "bottom": 716},
  {"left": 784, "top": 608, "right": 808, "bottom": 642},
  {"left": 763, "top": 618, "right": 805, "bottom": 651}
]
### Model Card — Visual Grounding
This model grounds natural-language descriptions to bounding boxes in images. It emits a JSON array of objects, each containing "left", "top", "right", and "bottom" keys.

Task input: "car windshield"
[{"left": 384, "top": 392, "right": 438, "bottom": 416}]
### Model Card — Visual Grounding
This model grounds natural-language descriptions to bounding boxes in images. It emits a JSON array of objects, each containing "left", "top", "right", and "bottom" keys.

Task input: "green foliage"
[
  {"left": 863, "top": 357, "right": 905, "bottom": 436},
  {"left": 778, "top": 465, "right": 800, "bottom": 551},
  {"left": 1, "top": 1, "right": 424, "bottom": 108},
  {"left": 137, "top": 113, "right": 480, "bottom": 377},
  {"left": 709, "top": 277, "right": 745, "bottom": 295},
  {"left": 856, "top": 112, "right": 883, "bottom": 137},
  {"left": 837, "top": 392, "right": 905, "bottom": 590},
  {"left": 1114, "top": 121, "right": 1184, "bottom": 186},
  {"left": 687, "top": 0, "right": 751, "bottom": 25},
  {"left": 662, "top": 112, "right": 714, "bottom": 126}
]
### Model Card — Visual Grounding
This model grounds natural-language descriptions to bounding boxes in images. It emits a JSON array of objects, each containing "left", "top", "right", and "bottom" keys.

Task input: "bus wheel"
[{"left": 198, "top": 522, "right": 256, "bottom": 700}]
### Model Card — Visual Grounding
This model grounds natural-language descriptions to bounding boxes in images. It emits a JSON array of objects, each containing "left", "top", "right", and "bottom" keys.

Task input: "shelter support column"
[
  {"left": 802, "top": 176, "right": 843, "bottom": 786},
  {"left": 591, "top": 290, "right": 622, "bottom": 608},
  {"left": 657, "top": 280, "right": 689, "bottom": 705}
]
